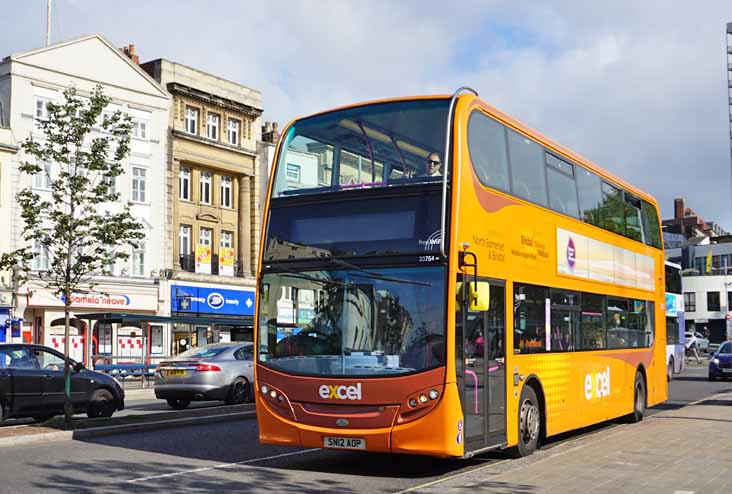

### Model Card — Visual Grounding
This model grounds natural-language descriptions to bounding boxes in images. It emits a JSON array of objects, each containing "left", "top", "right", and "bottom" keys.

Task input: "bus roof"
[{"left": 287, "top": 93, "right": 658, "bottom": 208}]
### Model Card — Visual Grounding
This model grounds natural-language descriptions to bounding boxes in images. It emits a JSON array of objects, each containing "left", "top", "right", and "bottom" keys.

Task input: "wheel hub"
[{"left": 520, "top": 400, "right": 539, "bottom": 443}]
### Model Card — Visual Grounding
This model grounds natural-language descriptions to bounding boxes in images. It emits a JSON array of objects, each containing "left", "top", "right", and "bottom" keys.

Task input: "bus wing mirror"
[{"left": 469, "top": 281, "right": 490, "bottom": 311}]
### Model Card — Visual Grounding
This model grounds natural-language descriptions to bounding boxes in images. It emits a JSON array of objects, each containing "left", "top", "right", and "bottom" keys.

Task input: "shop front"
[
  {"left": 24, "top": 284, "right": 160, "bottom": 366},
  {"left": 169, "top": 283, "right": 255, "bottom": 356}
]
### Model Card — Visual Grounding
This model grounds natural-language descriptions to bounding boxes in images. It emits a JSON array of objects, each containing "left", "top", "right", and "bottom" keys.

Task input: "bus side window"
[
  {"left": 641, "top": 200, "right": 662, "bottom": 249},
  {"left": 546, "top": 153, "right": 580, "bottom": 218},
  {"left": 507, "top": 129, "right": 548, "bottom": 207},
  {"left": 576, "top": 167, "right": 604, "bottom": 227},
  {"left": 513, "top": 284, "right": 548, "bottom": 354},
  {"left": 467, "top": 111, "right": 511, "bottom": 193}
]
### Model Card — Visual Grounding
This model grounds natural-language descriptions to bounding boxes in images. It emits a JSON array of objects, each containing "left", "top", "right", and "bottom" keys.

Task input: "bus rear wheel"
[
  {"left": 628, "top": 372, "right": 646, "bottom": 423},
  {"left": 667, "top": 358, "right": 674, "bottom": 382},
  {"left": 513, "top": 385, "right": 540, "bottom": 457}
]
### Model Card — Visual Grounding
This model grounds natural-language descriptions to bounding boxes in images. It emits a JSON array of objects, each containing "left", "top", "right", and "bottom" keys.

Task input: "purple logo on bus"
[{"left": 567, "top": 237, "right": 576, "bottom": 268}]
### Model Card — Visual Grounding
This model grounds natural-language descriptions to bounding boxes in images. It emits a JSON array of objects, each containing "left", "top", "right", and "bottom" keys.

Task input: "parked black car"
[{"left": 0, "top": 344, "right": 125, "bottom": 422}]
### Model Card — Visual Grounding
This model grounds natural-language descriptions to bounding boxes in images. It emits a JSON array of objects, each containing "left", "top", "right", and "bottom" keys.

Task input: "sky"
[{"left": 2, "top": 1, "right": 732, "bottom": 228}]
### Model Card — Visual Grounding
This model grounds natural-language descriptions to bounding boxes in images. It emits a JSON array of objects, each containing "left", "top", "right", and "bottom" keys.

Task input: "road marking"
[
  {"left": 126, "top": 448, "right": 320, "bottom": 483},
  {"left": 672, "top": 491, "right": 695, "bottom": 494},
  {"left": 391, "top": 459, "right": 510, "bottom": 494}
]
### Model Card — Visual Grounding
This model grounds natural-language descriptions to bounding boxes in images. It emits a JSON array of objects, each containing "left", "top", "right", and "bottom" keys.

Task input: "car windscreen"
[
  {"left": 177, "top": 346, "right": 230, "bottom": 359},
  {"left": 719, "top": 342, "right": 732, "bottom": 354}
]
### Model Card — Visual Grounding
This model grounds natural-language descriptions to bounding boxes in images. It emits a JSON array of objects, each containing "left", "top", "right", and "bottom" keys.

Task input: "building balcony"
[{"left": 178, "top": 253, "right": 247, "bottom": 278}]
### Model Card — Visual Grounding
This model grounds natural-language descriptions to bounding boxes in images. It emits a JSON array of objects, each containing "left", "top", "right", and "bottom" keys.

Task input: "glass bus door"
[{"left": 458, "top": 277, "right": 506, "bottom": 452}]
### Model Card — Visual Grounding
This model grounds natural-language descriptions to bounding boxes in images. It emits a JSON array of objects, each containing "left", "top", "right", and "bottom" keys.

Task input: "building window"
[
  {"left": 707, "top": 291, "right": 721, "bottom": 312},
  {"left": 104, "top": 175, "right": 117, "bottom": 197},
  {"left": 132, "top": 167, "right": 147, "bottom": 203},
  {"left": 185, "top": 107, "right": 199, "bottom": 135},
  {"left": 207, "top": 113, "right": 220, "bottom": 140},
  {"left": 684, "top": 292, "right": 696, "bottom": 312},
  {"left": 179, "top": 225, "right": 191, "bottom": 256},
  {"left": 228, "top": 119, "right": 240, "bottom": 145},
  {"left": 32, "top": 241, "right": 50, "bottom": 271},
  {"left": 220, "top": 175, "right": 232, "bottom": 208},
  {"left": 103, "top": 245, "right": 116, "bottom": 275},
  {"left": 33, "top": 160, "right": 52, "bottom": 189},
  {"left": 131, "top": 241, "right": 146, "bottom": 277},
  {"left": 199, "top": 227, "right": 212, "bottom": 247},
  {"left": 286, "top": 163, "right": 301, "bottom": 182},
  {"left": 132, "top": 119, "right": 148, "bottom": 140},
  {"left": 35, "top": 97, "right": 51, "bottom": 120},
  {"left": 200, "top": 171, "right": 212, "bottom": 204},
  {"left": 179, "top": 167, "right": 191, "bottom": 200},
  {"left": 221, "top": 230, "right": 233, "bottom": 249}
]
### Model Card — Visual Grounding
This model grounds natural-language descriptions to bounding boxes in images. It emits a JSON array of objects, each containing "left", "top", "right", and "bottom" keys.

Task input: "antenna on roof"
[{"left": 46, "top": 0, "right": 52, "bottom": 46}]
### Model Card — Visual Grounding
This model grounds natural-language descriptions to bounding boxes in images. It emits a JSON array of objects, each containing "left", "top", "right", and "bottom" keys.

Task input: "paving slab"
[{"left": 404, "top": 391, "right": 732, "bottom": 494}]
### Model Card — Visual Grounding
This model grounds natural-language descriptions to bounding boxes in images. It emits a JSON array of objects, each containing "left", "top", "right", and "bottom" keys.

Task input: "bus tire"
[
  {"left": 667, "top": 357, "right": 674, "bottom": 382},
  {"left": 628, "top": 372, "right": 646, "bottom": 423},
  {"left": 513, "top": 385, "right": 541, "bottom": 457}
]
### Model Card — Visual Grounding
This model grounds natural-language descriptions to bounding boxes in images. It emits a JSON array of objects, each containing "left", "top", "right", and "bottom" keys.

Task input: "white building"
[{"left": 0, "top": 35, "right": 170, "bottom": 362}]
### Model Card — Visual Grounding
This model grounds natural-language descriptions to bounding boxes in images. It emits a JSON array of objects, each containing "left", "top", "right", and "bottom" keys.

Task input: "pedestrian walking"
[{"left": 686, "top": 332, "right": 701, "bottom": 364}]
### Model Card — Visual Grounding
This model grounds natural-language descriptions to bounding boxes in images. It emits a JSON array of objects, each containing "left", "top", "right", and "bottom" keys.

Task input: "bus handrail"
[{"left": 441, "top": 86, "right": 478, "bottom": 258}]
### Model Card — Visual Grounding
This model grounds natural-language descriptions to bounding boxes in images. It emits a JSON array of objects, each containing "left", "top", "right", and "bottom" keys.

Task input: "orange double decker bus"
[{"left": 255, "top": 88, "right": 666, "bottom": 458}]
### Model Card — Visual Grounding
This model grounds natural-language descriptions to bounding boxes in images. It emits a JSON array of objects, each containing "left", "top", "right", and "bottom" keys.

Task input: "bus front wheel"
[{"left": 514, "top": 385, "right": 540, "bottom": 457}]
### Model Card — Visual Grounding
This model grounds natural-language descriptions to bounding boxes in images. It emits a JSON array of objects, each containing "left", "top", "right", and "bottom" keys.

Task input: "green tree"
[{"left": 0, "top": 85, "right": 144, "bottom": 428}]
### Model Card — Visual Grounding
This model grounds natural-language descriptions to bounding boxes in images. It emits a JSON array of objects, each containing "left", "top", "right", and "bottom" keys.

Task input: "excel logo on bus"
[
  {"left": 318, "top": 383, "right": 363, "bottom": 400},
  {"left": 584, "top": 366, "right": 611, "bottom": 400}
]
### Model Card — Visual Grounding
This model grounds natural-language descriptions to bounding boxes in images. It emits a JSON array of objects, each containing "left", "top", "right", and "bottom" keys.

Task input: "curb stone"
[{"left": 0, "top": 410, "right": 255, "bottom": 448}]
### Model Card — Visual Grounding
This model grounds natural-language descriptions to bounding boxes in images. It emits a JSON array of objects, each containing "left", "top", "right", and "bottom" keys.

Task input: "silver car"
[{"left": 154, "top": 342, "right": 254, "bottom": 409}]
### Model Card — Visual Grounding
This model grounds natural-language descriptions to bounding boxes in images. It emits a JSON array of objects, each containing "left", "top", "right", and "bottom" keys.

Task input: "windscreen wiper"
[
  {"left": 267, "top": 266, "right": 350, "bottom": 287},
  {"left": 329, "top": 258, "right": 432, "bottom": 287}
]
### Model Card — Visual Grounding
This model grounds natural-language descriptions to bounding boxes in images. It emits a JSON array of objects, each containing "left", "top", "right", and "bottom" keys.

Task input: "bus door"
[{"left": 457, "top": 277, "right": 506, "bottom": 452}]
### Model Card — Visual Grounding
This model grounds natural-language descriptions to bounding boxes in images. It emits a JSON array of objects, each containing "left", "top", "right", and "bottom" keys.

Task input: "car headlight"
[{"left": 712, "top": 358, "right": 720, "bottom": 365}]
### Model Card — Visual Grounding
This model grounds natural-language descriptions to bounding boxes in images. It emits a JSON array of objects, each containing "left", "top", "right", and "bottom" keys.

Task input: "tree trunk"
[{"left": 63, "top": 300, "right": 73, "bottom": 429}]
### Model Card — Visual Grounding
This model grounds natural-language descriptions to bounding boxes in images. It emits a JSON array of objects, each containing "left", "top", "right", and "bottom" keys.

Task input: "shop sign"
[
  {"left": 28, "top": 289, "right": 159, "bottom": 312},
  {"left": 171, "top": 284, "right": 255, "bottom": 316},
  {"left": 219, "top": 247, "right": 235, "bottom": 276},
  {"left": 196, "top": 244, "right": 212, "bottom": 274}
]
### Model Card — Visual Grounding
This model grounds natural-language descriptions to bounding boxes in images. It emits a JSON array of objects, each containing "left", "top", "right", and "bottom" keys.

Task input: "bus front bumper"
[{"left": 256, "top": 382, "right": 465, "bottom": 457}]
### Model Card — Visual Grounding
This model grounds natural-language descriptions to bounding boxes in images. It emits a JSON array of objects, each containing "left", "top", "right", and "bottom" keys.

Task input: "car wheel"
[
  {"left": 627, "top": 372, "right": 646, "bottom": 423},
  {"left": 0, "top": 400, "right": 5, "bottom": 422},
  {"left": 166, "top": 398, "right": 191, "bottom": 410},
  {"left": 226, "top": 377, "right": 250, "bottom": 405},
  {"left": 667, "top": 358, "right": 674, "bottom": 382},
  {"left": 87, "top": 389, "right": 115, "bottom": 419},
  {"left": 510, "top": 385, "right": 541, "bottom": 458}
]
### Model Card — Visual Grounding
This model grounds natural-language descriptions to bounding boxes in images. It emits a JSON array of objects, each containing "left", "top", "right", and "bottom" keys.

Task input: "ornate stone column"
[{"left": 238, "top": 175, "right": 251, "bottom": 275}]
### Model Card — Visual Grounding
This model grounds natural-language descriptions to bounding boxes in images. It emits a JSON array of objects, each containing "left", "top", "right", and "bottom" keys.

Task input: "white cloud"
[{"left": 1, "top": 0, "right": 731, "bottom": 227}]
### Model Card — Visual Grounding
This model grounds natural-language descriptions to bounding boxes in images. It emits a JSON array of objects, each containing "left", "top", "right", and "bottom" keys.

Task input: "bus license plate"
[{"left": 323, "top": 436, "right": 365, "bottom": 450}]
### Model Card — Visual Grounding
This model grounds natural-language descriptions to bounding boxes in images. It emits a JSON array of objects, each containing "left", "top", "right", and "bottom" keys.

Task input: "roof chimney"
[
  {"left": 674, "top": 198, "right": 684, "bottom": 220},
  {"left": 122, "top": 44, "right": 140, "bottom": 64}
]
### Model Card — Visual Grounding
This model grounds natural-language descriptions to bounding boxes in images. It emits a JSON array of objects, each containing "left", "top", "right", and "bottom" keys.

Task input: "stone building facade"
[{"left": 140, "top": 58, "right": 263, "bottom": 350}]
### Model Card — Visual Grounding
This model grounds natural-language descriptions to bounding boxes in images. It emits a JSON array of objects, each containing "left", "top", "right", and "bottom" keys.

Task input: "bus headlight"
[{"left": 428, "top": 389, "right": 439, "bottom": 400}]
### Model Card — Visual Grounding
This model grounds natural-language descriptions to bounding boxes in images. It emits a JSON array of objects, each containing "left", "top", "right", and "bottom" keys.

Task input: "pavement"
[{"left": 402, "top": 362, "right": 732, "bottom": 494}]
